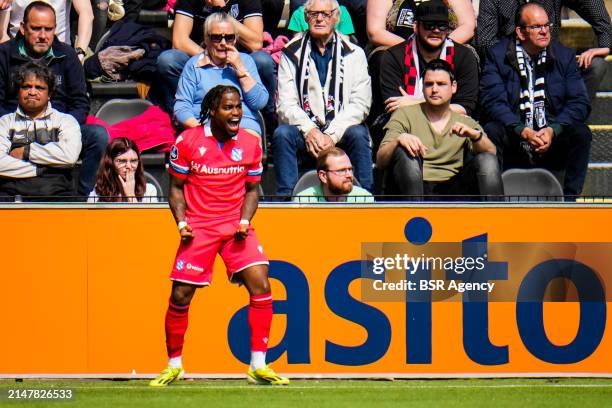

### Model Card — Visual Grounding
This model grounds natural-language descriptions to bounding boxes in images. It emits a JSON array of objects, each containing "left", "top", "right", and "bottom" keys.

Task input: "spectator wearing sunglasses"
[
  {"left": 378, "top": 0, "right": 479, "bottom": 118},
  {"left": 295, "top": 147, "right": 374, "bottom": 202},
  {"left": 149, "top": 0, "right": 277, "bottom": 136},
  {"left": 174, "top": 12, "right": 268, "bottom": 135},
  {"left": 364, "top": 0, "right": 475, "bottom": 127}
]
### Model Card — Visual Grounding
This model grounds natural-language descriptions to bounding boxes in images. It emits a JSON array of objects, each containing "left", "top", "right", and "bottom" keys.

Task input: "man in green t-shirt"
[
  {"left": 295, "top": 147, "right": 374, "bottom": 202},
  {"left": 376, "top": 59, "right": 503, "bottom": 201}
]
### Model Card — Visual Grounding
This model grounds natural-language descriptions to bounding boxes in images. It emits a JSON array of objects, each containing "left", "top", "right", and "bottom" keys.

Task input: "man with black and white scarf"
[
  {"left": 273, "top": 0, "right": 372, "bottom": 197},
  {"left": 480, "top": 2, "right": 591, "bottom": 199},
  {"left": 475, "top": 0, "right": 611, "bottom": 102}
]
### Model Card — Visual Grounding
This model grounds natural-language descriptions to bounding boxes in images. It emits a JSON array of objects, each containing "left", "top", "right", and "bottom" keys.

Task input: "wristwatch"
[
  {"left": 75, "top": 47, "right": 86, "bottom": 58},
  {"left": 178, "top": 221, "right": 189, "bottom": 231},
  {"left": 471, "top": 129, "right": 483, "bottom": 143}
]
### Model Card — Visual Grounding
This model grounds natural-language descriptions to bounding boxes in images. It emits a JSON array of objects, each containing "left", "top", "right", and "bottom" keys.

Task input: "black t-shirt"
[
  {"left": 174, "top": 0, "right": 263, "bottom": 44},
  {"left": 379, "top": 41, "right": 480, "bottom": 115},
  {"left": 386, "top": 0, "right": 419, "bottom": 40}
]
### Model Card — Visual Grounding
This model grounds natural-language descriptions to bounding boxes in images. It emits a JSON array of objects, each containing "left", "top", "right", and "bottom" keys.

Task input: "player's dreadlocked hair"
[{"left": 200, "top": 85, "right": 241, "bottom": 124}]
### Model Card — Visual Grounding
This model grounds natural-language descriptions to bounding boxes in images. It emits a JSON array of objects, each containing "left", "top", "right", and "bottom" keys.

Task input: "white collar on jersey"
[{"left": 203, "top": 122, "right": 239, "bottom": 140}]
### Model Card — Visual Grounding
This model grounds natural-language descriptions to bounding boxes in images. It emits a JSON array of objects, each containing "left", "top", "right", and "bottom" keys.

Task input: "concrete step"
[
  {"left": 583, "top": 163, "right": 612, "bottom": 196},
  {"left": 595, "top": 56, "right": 612, "bottom": 92},
  {"left": 559, "top": 20, "right": 612, "bottom": 92},
  {"left": 588, "top": 91, "right": 612, "bottom": 124},
  {"left": 589, "top": 125, "right": 612, "bottom": 162},
  {"left": 560, "top": 19, "right": 599, "bottom": 51}
]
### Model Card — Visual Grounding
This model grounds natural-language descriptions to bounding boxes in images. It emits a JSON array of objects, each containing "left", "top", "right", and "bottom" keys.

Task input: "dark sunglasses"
[
  {"left": 208, "top": 33, "right": 236, "bottom": 43},
  {"left": 422, "top": 22, "right": 449, "bottom": 31}
]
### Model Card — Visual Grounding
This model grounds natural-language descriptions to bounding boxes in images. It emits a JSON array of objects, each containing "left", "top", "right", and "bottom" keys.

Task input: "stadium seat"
[
  {"left": 144, "top": 170, "right": 164, "bottom": 202},
  {"left": 94, "top": 29, "right": 113, "bottom": 53},
  {"left": 95, "top": 98, "right": 153, "bottom": 125},
  {"left": 292, "top": 169, "right": 362, "bottom": 196},
  {"left": 501, "top": 168, "right": 564, "bottom": 201},
  {"left": 95, "top": 99, "right": 169, "bottom": 197}
]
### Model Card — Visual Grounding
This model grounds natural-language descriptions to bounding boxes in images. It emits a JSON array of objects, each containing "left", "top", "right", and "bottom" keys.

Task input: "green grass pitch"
[{"left": 1, "top": 378, "right": 611, "bottom": 407}]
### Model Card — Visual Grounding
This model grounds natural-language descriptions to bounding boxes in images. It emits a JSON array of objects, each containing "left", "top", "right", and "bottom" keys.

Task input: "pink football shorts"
[{"left": 170, "top": 222, "right": 268, "bottom": 286}]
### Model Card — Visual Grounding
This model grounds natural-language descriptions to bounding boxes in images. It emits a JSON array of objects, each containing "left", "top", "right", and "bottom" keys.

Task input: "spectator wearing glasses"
[
  {"left": 174, "top": 13, "right": 267, "bottom": 135},
  {"left": 274, "top": 0, "right": 373, "bottom": 197},
  {"left": 479, "top": 2, "right": 591, "bottom": 199},
  {"left": 379, "top": 0, "right": 479, "bottom": 118},
  {"left": 288, "top": 4, "right": 355, "bottom": 36},
  {"left": 475, "top": 0, "right": 611, "bottom": 102},
  {"left": 295, "top": 147, "right": 374, "bottom": 202},
  {"left": 88, "top": 137, "right": 159, "bottom": 203}
]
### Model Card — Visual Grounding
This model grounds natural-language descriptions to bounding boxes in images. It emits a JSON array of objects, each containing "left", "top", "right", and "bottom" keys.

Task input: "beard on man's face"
[
  {"left": 327, "top": 180, "right": 353, "bottom": 195},
  {"left": 416, "top": 33, "right": 445, "bottom": 53}
]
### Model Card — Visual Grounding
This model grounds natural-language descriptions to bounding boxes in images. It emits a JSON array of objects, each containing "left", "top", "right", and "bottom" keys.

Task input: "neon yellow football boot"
[
  {"left": 149, "top": 367, "right": 184, "bottom": 387},
  {"left": 247, "top": 365, "right": 290, "bottom": 385}
]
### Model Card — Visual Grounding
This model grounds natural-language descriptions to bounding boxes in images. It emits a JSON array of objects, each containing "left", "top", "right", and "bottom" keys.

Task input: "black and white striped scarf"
[
  {"left": 295, "top": 32, "right": 344, "bottom": 131},
  {"left": 516, "top": 39, "right": 547, "bottom": 131}
]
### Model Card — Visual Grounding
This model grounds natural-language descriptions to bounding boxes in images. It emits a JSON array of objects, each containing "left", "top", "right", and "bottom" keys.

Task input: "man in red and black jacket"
[{"left": 378, "top": 0, "right": 479, "bottom": 118}]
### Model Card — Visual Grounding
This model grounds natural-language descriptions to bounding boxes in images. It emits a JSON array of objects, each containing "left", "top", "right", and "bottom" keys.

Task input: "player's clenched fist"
[{"left": 179, "top": 224, "right": 193, "bottom": 242}]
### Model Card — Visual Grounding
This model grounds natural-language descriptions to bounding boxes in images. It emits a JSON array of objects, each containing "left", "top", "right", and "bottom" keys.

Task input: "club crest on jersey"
[
  {"left": 170, "top": 145, "right": 179, "bottom": 161},
  {"left": 176, "top": 260, "right": 184, "bottom": 270},
  {"left": 199, "top": 146, "right": 207, "bottom": 157},
  {"left": 231, "top": 148, "right": 243, "bottom": 162}
]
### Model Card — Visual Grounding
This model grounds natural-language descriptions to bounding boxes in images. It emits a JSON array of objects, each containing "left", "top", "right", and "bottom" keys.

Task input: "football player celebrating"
[{"left": 150, "top": 85, "right": 289, "bottom": 386}]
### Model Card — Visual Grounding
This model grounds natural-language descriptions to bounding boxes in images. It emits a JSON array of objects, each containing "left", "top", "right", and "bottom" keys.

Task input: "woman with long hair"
[{"left": 88, "top": 137, "right": 159, "bottom": 202}]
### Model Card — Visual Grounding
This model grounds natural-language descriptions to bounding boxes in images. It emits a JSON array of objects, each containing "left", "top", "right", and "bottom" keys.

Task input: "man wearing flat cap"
[{"left": 379, "top": 0, "right": 479, "bottom": 117}]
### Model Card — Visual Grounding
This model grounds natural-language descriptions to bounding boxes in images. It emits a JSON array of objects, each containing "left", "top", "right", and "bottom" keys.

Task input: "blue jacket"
[
  {"left": 479, "top": 37, "right": 590, "bottom": 135},
  {"left": 174, "top": 52, "right": 268, "bottom": 134},
  {"left": 0, "top": 36, "right": 90, "bottom": 125}
]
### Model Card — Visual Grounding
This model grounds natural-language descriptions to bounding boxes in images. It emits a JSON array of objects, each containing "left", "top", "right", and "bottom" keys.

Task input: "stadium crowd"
[{"left": 0, "top": 0, "right": 609, "bottom": 201}]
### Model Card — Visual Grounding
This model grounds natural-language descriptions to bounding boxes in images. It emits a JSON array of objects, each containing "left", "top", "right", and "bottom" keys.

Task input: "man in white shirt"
[{"left": 0, "top": 62, "right": 81, "bottom": 200}]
